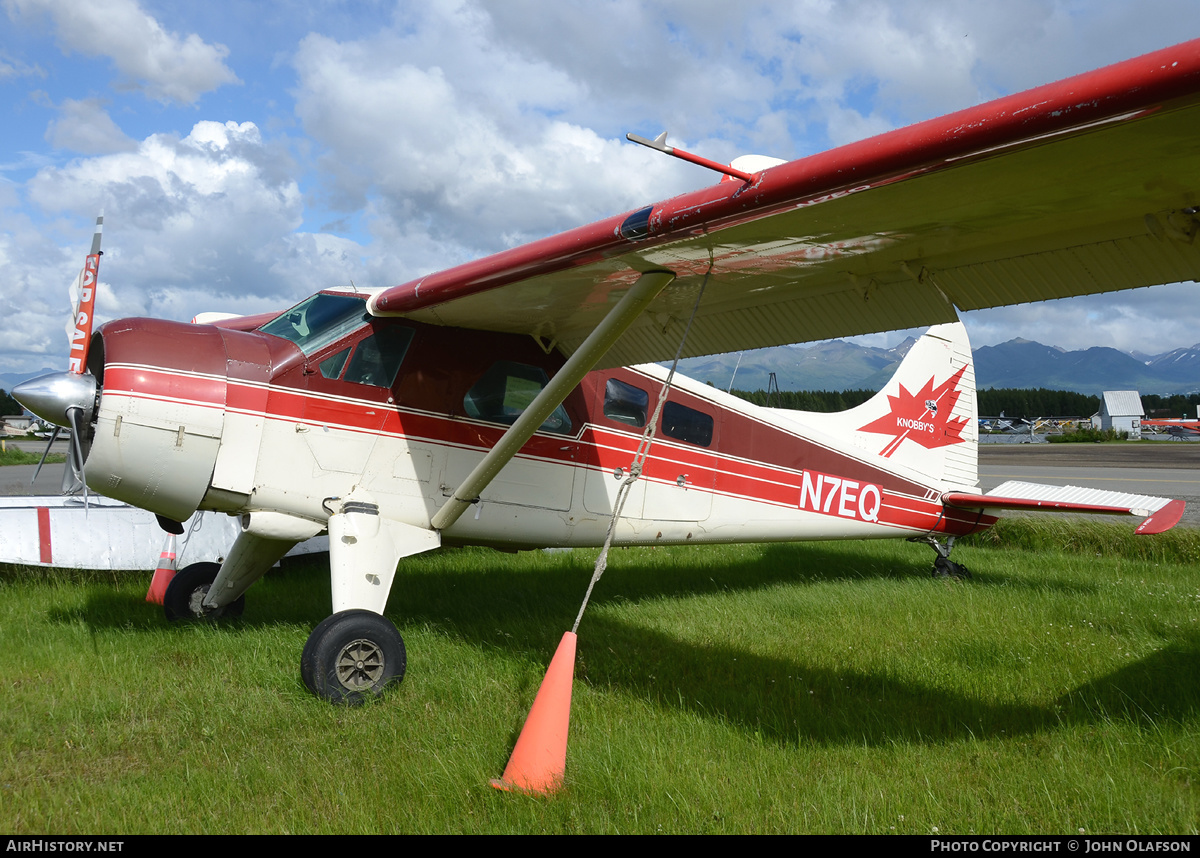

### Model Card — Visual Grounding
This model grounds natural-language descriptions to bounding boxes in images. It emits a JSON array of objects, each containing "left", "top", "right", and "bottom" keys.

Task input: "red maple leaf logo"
[{"left": 858, "top": 366, "right": 969, "bottom": 457}]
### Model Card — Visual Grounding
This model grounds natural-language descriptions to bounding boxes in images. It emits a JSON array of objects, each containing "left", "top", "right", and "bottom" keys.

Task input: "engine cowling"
[{"left": 86, "top": 318, "right": 273, "bottom": 522}]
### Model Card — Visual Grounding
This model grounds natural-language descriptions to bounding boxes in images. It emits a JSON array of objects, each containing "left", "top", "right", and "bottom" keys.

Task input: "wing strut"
[{"left": 430, "top": 270, "right": 676, "bottom": 531}]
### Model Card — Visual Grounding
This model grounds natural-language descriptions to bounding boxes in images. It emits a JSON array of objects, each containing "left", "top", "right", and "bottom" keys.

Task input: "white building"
[{"left": 1092, "top": 390, "right": 1144, "bottom": 438}]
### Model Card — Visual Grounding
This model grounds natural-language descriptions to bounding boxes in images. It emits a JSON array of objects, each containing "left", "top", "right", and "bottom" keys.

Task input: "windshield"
[{"left": 259, "top": 293, "right": 369, "bottom": 356}]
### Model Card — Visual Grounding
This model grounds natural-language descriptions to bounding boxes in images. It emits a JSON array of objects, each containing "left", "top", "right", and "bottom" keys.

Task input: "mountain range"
[
  {"left": 3, "top": 338, "right": 1199, "bottom": 399},
  {"left": 676, "top": 338, "right": 1200, "bottom": 396}
]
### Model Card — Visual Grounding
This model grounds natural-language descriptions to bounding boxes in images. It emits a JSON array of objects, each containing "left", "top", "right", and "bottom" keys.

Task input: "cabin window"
[
  {"left": 463, "top": 361, "right": 573, "bottom": 434},
  {"left": 343, "top": 325, "right": 415, "bottom": 388},
  {"left": 661, "top": 401, "right": 713, "bottom": 447},
  {"left": 259, "top": 293, "right": 368, "bottom": 356},
  {"left": 603, "top": 378, "right": 649, "bottom": 427}
]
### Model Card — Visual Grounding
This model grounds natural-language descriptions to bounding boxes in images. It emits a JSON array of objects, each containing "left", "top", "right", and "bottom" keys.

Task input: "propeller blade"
[
  {"left": 64, "top": 406, "right": 89, "bottom": 508},
  {"left": 31, "top": 426, "right": 61, "bottom": 485}
]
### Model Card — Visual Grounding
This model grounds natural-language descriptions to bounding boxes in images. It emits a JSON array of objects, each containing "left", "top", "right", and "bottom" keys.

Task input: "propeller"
[{"left": 15, "top": 213, "right": 104, "bottom": 504}]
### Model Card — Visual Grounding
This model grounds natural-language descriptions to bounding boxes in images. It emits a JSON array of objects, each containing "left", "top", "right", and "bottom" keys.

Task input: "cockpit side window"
[
  {"left": 259, "top": 293, "right": 369, "bottom": 356},
  {"left": 318, "top": 347, "right": 351, "bottom": 380},
  {"left": 343, "top": 325, "right": 415, "bottom": 388}
]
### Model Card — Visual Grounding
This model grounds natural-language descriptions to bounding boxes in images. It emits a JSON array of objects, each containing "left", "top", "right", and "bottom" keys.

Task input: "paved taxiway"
[
  {"left": 0, "top": 439, "right": 75, "bottom": 497},
  {"left": 979, "top": 442, "right": 1200, "bottom": 528}
]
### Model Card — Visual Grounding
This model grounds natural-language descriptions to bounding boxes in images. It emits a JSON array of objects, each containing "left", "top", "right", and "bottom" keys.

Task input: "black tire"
[
  {"left": 932, "top": 556, "right": 972, "bottom": 580},
  {"left": 163, "top": 561, "right": 246, "bottom": 622},
  {"left": 300, "top": 610, "right": 406, "bottom": 705}
]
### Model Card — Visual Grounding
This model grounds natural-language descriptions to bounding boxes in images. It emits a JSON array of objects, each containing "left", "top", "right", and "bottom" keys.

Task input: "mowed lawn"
[{"left": 2, "top": 520, "right": 1198, "bottom": 834}]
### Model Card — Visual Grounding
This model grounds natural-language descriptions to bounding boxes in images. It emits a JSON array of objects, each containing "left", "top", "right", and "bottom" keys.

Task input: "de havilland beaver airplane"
[{"left": 14, "top": 39, "right": 1200, "bottom": 704}]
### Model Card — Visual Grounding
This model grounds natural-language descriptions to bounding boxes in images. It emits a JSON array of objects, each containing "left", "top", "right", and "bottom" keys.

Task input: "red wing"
[{"left": 369, "top": 39, "right": 1200, "bottom": 368}]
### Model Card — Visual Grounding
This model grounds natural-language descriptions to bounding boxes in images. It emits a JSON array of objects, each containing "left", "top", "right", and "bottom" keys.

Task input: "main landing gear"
[
  {"left": 161, "top": 562, "right": 406, "bottom": 704},
  {"left": 912, "top": 535, "right": 972, "bottom": 579},
  {"left": 163, "top": 562, "right": 246, "bottom": 621},
  {"left": 300, "top": 610, "right": 407, "bottom": 705},
  {"left": 158, "top": 500, "right": 428, "bottom": 704}
]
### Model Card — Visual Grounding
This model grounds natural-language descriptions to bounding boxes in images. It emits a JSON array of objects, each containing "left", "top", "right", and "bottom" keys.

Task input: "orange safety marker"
[
  {"left": 145, "top": 532, "right": 178, "bottom": 605},
  {"left": 490, "top": 631, "right": 577, "bottom": 795}
]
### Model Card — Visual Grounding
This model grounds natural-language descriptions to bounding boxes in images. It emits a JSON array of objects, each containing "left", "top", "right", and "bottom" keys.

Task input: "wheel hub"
[
  {"left": 335, "top": 639, "right": 385, "bottom": 690},
  {"left": 186, "top": 585, "right": 210, "bottom": 617}
]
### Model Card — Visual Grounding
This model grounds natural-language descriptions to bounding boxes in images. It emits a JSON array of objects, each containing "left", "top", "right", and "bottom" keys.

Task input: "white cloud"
[
  {"left": 4, "top": 0, "right": 1200, "bottom": 374},
  {"left": 44, "top": 98, "right": 136, "bottom": 154},
  {"left": 292, "top": 26, "right": 695, "bottom": 265},
  {"left": 5, "top": 0, "right": 239, "bottom": 103},
  {"left": 0, "top": 120, "right": 374, "bottom": 371},
  {"left": 962, "top": 284, "right": 1200, "bottom": 355},
  {"left": 0, "top": 50, "right": 44, "bottom": 81}
]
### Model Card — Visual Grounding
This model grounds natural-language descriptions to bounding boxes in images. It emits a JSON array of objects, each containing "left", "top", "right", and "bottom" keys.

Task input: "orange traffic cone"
[
  {"left": 490, "top": 631, "right": 577, "bottom": 795},
  {"left": 145, "top": 532, "right": 178, "bottom": 605}
]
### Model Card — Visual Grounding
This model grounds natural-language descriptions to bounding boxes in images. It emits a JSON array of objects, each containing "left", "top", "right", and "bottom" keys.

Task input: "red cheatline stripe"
[{"left": 37, "top": 507, "right": 51, "bottom": 564}]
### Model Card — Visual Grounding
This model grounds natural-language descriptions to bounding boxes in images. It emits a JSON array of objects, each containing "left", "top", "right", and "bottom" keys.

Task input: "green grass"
[
  {"left": 0, "top": 447, "right": 66, "bottom": 466},
  {"left": 1047, "top": 427, "right": 1130, "bottom": 443},
  {"left": 1, "top": 522, "right": 1197, "bottom": 833}
]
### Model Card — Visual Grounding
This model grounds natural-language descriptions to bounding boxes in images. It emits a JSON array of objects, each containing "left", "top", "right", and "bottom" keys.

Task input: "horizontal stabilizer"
[{"left": 943, "top": 481, "right": 1185, "bottom": 534}]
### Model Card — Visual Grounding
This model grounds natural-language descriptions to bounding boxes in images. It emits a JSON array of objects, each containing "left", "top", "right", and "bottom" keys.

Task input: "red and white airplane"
[
  {"left": 1142, "top": 418, "right": 1200, "bottom": 438},
  {"left": 14, "top": 39, "right": 1200, "bottom": 704}
]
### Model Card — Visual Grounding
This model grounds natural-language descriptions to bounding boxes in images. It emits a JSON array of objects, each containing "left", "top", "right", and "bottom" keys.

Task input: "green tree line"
[
  {"left": 1141, "top": 392, "right": 1200, "bottom": 418},
  {"left": 973, "top": 388, "right": 1099, "bottom": 419},
  {"left": 731, "top": 387, "right": 1200, "bottom": 419},
  {"left": 730, "top": 389, "right": 878, "bottom": 412},
  {"left": 729, "top": 386, "right": 1133, "bottom": 419},
  {"left": 0, "top": 388, "right": 21, "bottom": 416}
]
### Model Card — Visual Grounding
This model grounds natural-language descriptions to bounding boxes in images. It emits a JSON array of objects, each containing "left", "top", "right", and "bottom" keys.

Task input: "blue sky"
[{"left": 2, "top": 0, "right": 1200, "bottom": 374}]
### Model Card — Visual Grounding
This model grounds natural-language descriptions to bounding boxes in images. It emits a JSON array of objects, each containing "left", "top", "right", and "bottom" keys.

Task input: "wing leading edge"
[{"left": 368, "top": 39, "right": 1200, "bottom": 368}]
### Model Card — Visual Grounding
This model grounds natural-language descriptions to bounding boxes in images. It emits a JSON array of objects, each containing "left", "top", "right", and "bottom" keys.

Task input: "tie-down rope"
[{"left": 571, "top": 268, "right": 711, "bottom": 634}]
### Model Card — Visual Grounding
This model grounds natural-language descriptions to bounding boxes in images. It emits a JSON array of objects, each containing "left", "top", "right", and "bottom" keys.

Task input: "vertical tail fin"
[{"left": 790, "top": 323, "right": 978, "bottom": 488}]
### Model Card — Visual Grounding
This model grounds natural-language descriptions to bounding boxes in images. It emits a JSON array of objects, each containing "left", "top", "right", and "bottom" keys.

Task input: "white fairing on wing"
[
  {"left": 191, "top": 312, "right": 242, "bottom": 325},
  {"left": 728, "top": 154, "right": 787, "bottom": 174}
]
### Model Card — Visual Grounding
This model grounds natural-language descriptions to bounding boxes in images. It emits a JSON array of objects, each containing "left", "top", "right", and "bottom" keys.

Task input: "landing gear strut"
[
  {"left": 300, "top": 610, "right": 407, "bottom": 705},
  {"left": 912, "top": 535, "right": 972, "bottom": 579}
]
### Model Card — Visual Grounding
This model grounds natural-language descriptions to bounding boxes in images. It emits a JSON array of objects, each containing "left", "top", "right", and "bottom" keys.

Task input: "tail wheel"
[
  {"left": 300, "top": 610, "right": 406, "bottom": 705},
  {"left": 163, "top": 562, "right": 246, "bottom": 621},
  {"left": 932, "top": 556, "right": 971, "bottom": 579}
]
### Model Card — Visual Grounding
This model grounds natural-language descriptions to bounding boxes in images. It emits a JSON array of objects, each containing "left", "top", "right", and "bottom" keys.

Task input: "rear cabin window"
[
  {"left": 661, "top": 401, "right": 714, "bottom": 447},
  {"left": 603, "top": 378, "right": 649, "bottom": 427},
  {"left": 464, "top": 361, "right": 573, "bottom": 434}
]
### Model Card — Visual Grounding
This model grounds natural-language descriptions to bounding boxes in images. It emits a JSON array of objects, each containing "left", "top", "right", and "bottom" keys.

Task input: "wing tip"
[{"left": 1135, "top": 498, "right": 1186, "bottom": 535}]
